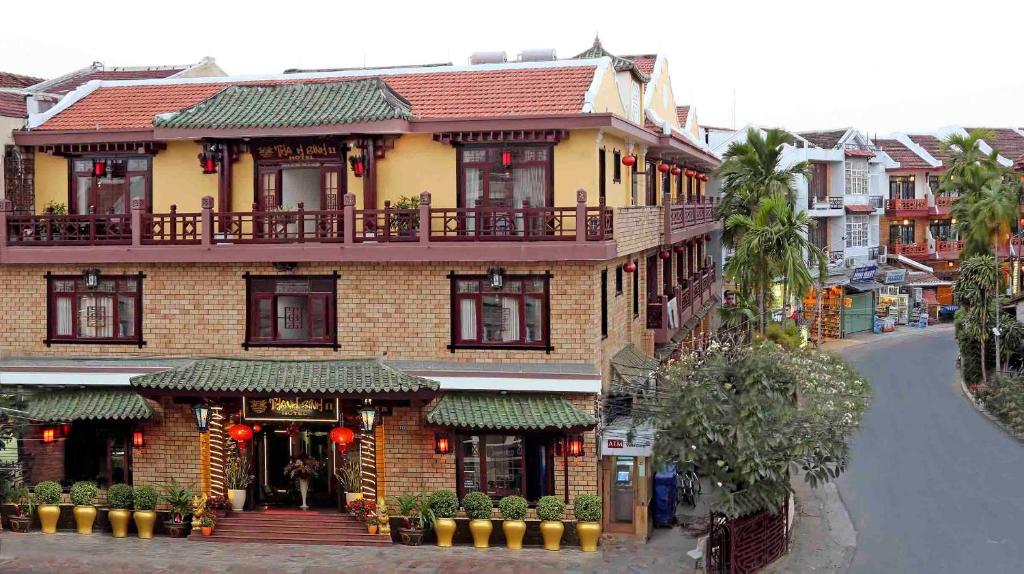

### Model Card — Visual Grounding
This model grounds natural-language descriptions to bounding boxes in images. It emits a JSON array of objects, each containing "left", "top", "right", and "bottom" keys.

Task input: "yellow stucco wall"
[
  {"left": 554, "top": 130, "right": 598, "bottom": 206},
  {"left": 600, "top": 132, "right": 631, "bottom": 208},
  {"left": 230, "top": 151, "right": 255, "bottom": 211},
  {"left": 33, "top": 153, "right": 67, "bottom": 212},
  {"left": 591, "top": 64, "right": 627, "bottom": 116},
  {"left": 377, "top": 134, "right": 456, "bottom": 207},
  {"left": 646, "top": 56, "right": 680, "bottom": 129},
  {"left": 153, "top": 141, "right": 218, "bottom": 212}
]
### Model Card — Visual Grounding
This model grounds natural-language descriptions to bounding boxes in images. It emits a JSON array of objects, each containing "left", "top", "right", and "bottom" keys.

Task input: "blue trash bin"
[{"left": 653, "top": 467, "right": 678, "bottom": 527}]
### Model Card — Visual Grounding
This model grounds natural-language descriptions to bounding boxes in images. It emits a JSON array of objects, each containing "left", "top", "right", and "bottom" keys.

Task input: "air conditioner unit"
[{"left": 845, "top": 257, "right": 856, "bottom": 268}]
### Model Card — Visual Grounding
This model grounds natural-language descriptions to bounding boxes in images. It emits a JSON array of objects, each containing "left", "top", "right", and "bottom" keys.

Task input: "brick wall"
[
  {"left": 614, "top": 206, "right": 663, "bottom": 255},
  {"left": 131, "top": 397, "right": 202, "bottom": 490},
  {"left": 20, "top": 426, "right": 64, "bottom": 484}
]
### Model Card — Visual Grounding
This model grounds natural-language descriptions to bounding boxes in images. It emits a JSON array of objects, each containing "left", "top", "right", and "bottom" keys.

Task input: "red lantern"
[
  {"left": 350, "top": 156, "right": 365, "bottom": 177},
  {"left": 623, "top": 261, "right": 637, "bottom": 273},
  {"left": 501, "top": 149, "right": 513, "bottom": 167},
  {"left": 92, "top": 160, "right": 107, "bottom": 178},
  {"left": 133, "top": 431, "right": 145, "bottom": 448},
  {"left": 685, "top": 169, "right": 696, "bottom": 178},
  {"left": 434, "top": 432, "right": 452, "bottom": 455},
  {"left": 674, "top": 244, "right": 686, "bottom": 254},
  {"left": 671, "top": 166, "right": 682, "bottom": 176},
  {"left": 700, "top": 174, "right": 709, "bottom": 182},
  {"left": 203, "top": 157, "right": 216, "bottom": 174},
  {"left": 42, "top": 428, "right": 56, "bottom": 444},
  {"left": 252, "top": 424, "right": 262, "bottom": 433},
  {"left": 659, "top": 250, "right": 671, "bottom": 260},
  {"left": 567, "top": 435, "right": 584, "bottom": 457},
  {"left": 329, "top": 426, "right": 355, "bottom": 447},
  {"left": 227, "top": 423, "right": 254, "bottom": 443},
  {"left": 658, "top": 163, "right": 670, "bottom": 174},
  {"left": 61, "top": 423, "right": 71, "bottom": 437},
  {"left": 621, "top": 154, "right": 637, "bottom": 167}
]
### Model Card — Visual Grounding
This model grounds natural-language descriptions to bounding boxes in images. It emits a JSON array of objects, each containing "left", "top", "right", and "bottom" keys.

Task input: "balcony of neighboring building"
[{"left": 646, "top": 264, "right": 720, "bottom": 345}]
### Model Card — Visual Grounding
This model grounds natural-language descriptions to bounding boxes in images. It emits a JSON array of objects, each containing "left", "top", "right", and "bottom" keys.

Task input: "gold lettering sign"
[
  {"left": 255, "top": 142, "right": 339, "bottom": 162},
  {"left": 243, "top": 396, "right": 339, "bottom": 422}
]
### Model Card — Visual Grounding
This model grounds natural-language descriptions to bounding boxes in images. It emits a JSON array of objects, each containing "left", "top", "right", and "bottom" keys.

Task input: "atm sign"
[{"left": 606, "top": 439, "right": 625, "bottom": 449}]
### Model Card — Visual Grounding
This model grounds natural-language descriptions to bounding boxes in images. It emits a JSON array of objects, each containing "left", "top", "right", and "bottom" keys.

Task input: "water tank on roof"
[
  {"left": 469, "top": 51, "right": 507, "bottom": 65},
  {"left": 519, "top": 48, "right": 557, "bottom": 62}
]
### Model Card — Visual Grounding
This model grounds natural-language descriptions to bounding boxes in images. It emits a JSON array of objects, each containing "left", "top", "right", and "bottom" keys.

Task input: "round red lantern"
[
  {"left": 658, "top": 163, "right": 670, "bottom": 174},
  {"left": 227, "top": 423, "right": 254, "bottom": 443},
  {"left": 621, "top": 154, "right": 637, "bottom": 167},
  {"left": 700, "top": 174, "right": 709, "bottom": 182},
  {"left": 674, "top": 244, "right": 686, "bottom": 254},
  {"left": 623, "top": 261, "right": 637, "bottom": 273},
  {"left": 671, "top": 166, "right": 682, "bottom": 176},
  {"left": 252, "top": 424, "right": 262, "bottom": 433},
  {"left": 658, "top": 250, "right": 671, "bottom": 260},
  {"left": 684, "top": 169, "right": 696, "bottom": 178},
  {"left": 329, "top": 426, "right": 355, "bottom": 447}
]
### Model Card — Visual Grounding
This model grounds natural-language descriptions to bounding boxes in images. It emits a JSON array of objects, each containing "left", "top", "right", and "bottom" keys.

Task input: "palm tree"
[
  {"left": 954, "top": 255, "right": 999, "bottom": 384},
  {"left": 950, "top": 163, "right": 1019, "bottom": 257},
  {"left": 717, "top": 128, "right": 810, "bottom": 248},
  {"left": 939, "top": 129, "right": 1001, "bottom": 186},
  {"left": 725, "top": 194, "right": 826, "bottom": 334}
]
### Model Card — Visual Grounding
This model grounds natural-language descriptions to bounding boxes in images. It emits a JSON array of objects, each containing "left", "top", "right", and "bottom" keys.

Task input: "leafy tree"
[
  {"left": 954, "top": 254, "right": 999, "bottom": 384},
  {"left": 638, "top": 342, "right": 870, "bottom": 518},
  {"left": 948, "top": 164, "right": 1018, "bottom": 257}
]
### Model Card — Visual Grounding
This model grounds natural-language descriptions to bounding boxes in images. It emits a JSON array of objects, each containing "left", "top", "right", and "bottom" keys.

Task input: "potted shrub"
[
  {"left": 396, "top": 492, "right": 434, "bottom": 546},
  {"left": 536, "top": 495, "right": 566, "bottom": 551},
  {"left": 462, "top": 491, "right": 493, "bottom": 549},
  {"left": 33, "top": 481, "right": 62, "bottom": 534},
  {"left": 428, "top": 489, "right": 458, "bottom": 547},
  {"left": 133, "top": 485, "right": 158, "bottom": 539},
  {"left": 199, "top": 516, "right": 215, "bottom": 537},
  {"left": 366, "top": 515, "right": 379, "bottom": 535},
  {"left": 106, "top": 483, "right": 134, "bottom": 538},
  {"left": 70, "top": 481, "right": 98, "bottom": 534},
  {"left": 283, "top": 455, "right": 321, "bottom": 510},
  {"left": 226, "top": 450, "right": 253, "bottom": 512},
  {"left": 158, "top": 479, "right": 194, "bottom": 538},
  {"left": 206, "top": 494, "right": 228, "bottom": 519},
  {"left": 499, "top": 495, "right": 528, "bottom": 550},
  {"left": 335, "top": 455, "right": 363, "bottom": 510},
  {"left": 574, "top": 493, "right": 603, "bottom": 552},
  {"left": 6, "top": 486, "right": 33, "bottom": 532},
  {"left": 346, "top": 498, "right": 378, "bottom": 534}
]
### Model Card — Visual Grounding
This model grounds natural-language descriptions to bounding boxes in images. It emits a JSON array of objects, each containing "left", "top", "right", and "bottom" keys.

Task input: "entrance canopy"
[
  {"left": 426, "top": 392, "right": 595, "bottom": 432},
  {"left": 130, "top": 358, "right": 439, "bottom": 398},
  {"left": 26, "top": 388, "right": 153, "bottom": 422}
]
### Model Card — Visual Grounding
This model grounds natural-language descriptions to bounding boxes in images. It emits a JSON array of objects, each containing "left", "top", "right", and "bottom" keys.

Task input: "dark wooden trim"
[
  {"left": 434, "top": 130, "right": 569, "bottom": 146},
  {"left": 447, "top": 272, "right": 554, "bottom": 353},
  {"left": 242, "top": 273, "right": 339, "bottom": 349},
  {"left": 44, "top": 272, "right": 145, "bottom": 346}
]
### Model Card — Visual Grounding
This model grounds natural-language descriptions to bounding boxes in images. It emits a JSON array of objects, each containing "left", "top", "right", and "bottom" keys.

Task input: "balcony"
[
  {"left": 932, "top": 195, "right": 956, "bottom": 216},
  {"left": 647, "top": 266, "right": 718, "bottom": 343},
  {"left": 869, "top": 196, "right": 884, "bottom": 211},
  {"left": 889, "top": 241, "right": 931, "bottom": 260},
  {"left": 665, "top": 198, "right": 720, "bottom": 244},
  {"left": 885, "top": 198, "right": 929, "bottom": 217},
  {"left": 806, "top": 196, "right": 844, "bottom": 216},
  {"left": 935, "top": 239, "right": 963, "bottom": 260}
]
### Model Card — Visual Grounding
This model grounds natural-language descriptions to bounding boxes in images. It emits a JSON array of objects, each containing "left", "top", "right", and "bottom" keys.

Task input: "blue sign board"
[{"left": 851, "top": 263, "right": 877, "bottom": 283}]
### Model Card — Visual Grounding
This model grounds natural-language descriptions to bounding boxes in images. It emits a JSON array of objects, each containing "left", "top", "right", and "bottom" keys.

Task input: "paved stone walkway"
[{"left": 0, "top": 527, "right": 699, "bottom": 574}]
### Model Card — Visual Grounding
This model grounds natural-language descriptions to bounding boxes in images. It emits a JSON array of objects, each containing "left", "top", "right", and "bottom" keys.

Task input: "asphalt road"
[{"left": 836, "top": 326, "right": 1024, "bottom": 573}]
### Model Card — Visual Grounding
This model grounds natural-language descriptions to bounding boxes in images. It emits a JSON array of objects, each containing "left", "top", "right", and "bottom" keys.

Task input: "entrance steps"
[{"left": 191, "top": 510, "right": 392, "bottom": 546}]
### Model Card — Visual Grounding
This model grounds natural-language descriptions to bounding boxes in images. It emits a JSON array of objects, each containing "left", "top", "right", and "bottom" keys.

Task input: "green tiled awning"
[
  {"left": 130, "top": 358, "right": 439, "bottom": 396},
  {"left": 26, "top": 388, "right": 153, "bottom": 422},
  {"left": 426, "top": 393, "right": 596, "bottom": 432},
  {"left": 154, "top": 78, "right": 413, "bottom": 129}
]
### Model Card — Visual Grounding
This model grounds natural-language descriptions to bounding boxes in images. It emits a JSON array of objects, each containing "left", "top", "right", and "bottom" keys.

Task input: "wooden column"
[
  {"left": 217, "top": 143, "right": 232, "bottom": 233},
  {"left": 364, "top": 139, "right": 377, "bottom": 211}
]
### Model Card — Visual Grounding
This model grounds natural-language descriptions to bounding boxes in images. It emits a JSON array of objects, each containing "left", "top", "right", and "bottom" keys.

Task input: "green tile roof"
[
  {"left": 26, "top": 388, "right": 153, "bottom": 422},
  {"left": 154, "top": 78, "right": 413, "bottom": 129},
  {"left": 573, "top": 37, "right": 648, "bottom": 82},
  {"left": 610, "top": 344, "right": 659, "bottom": 391},
  {"left": 130, "top": 358, "right": 439, "bottom": 396},
  {"left": 426, "top": 392, "right": 596, "bottom": 432}
]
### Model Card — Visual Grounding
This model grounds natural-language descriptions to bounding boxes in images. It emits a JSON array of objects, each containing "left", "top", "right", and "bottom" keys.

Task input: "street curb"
[{"left": 958, "top": 373, "right": 1024, "bottom": 444}]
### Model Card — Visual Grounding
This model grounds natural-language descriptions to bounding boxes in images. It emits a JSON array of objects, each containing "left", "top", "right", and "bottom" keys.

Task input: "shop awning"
[
  {"left": 610, "top": 344, "right": 659, "bottom": 393},
  {"left": 845, "top": 204, "right": 875, "bottom": 214},
  {"left": 130, "top": 358, "right": 439, "bottom": 397},
  {"left": 26, "top": 388, "right": 153, "bottom": 422},
  {"left": 847, "top": 281, "right": 885, "bottom": 292},
  {"left": 426, "top": 392, "right": 596, "bottom": 432}
]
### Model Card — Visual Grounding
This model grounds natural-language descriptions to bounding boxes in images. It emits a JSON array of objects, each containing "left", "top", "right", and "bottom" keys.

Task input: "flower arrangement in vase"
[{"left": 283, "top": 455, "right": 322, "bottom": 510}]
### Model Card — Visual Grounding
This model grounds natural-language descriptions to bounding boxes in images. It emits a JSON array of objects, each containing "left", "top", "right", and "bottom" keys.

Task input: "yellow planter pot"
[
  {"left": 469, "top": 519, "right": 493, "bottom": 548},
  {"left": 134, "top": 510, "right": 157, "bottom": 539},
  {"left": 73, "top": 505, "right": 96, "bottom": 534},
  {"left": 37, "top": 505, "right": 61, "bottom": 534},
  {"left": 576, "top": 521, "right": 602, "bottom": 552},
  {"left": 434, "top": 518, "right": 456, "bottom": 547},
  {"left": 502, "top": 520, "right": 526, "bottom": 550},
  {"left": 108, "top": 509, "right": 132, "bottom": 538},
  {"left": 540, "top": 520, "right": 564, "bottom": 551}
]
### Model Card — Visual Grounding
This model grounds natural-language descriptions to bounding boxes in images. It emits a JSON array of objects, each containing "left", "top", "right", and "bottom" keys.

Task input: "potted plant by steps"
[
  {"left": 499, "top": 495, "right": 528, "bottom": 550},
  {"left": 574, "top": 493, "right": 603, "bottom": 552},
  {"left": 199, "top": 516, "right": 215, "bottom": 537},
  {"left": 158, "top": 479, "right": 194, "bottom": 538},
  {"left": 206, "top": 494, "right": 228, "bottom": 519},
  {"left": 366, "top": 515, "right": 380, "bottom": 535},
  {"left": 396, "top": 492, "right": 435, "bottom": 546},
  {"left": 536, "top": 496, "right": 566, "bottom": 551},
  {"left": 33, "top": 481, "right": 62, "bottom": 534},
  {"left": 226, "top": 449, "right": 254, "bottom": 512},
  {"left": 106, "top": 483, "right": 134, "bottom": 538},
  {"left": 346, "top": 498, "right": 377, "bottom": 531},
  {"left": 133, "top": 486, "right": 158, "bottom": 539},
  {"left": 428, "top": 489, "right": 458, "bottom": 547},
  {"left": 283, "top": 454, "right": 321, "bottom": 510},
  {"left": 6, "top": 486, "right": 33, "bottom": 532},
  {"left": 462, "top": 491, "right": 494, "bottom": 549},
  {"left": 335, "top": 455, "right": 363, "bottom": 510},
  {"left": 70, "top": 481, "right": 98, "bottom": 534}
]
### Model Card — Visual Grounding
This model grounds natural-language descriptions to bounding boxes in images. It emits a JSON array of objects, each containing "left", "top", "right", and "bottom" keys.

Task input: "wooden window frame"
[
  {"left": 243, "top": 272, "right": 339, "bottom": 350},
  {"left": 601, "top": 269, "right": 608, "bottom": 339},
  {"left": 632, "top": 259, "right": 640, "bottom": 318},
  {"left": 448, "top": 272, "right": 553, "bottom": 352},
  {"left": 63, "top": 423, "right": 133, "bottom": 487},
  {"left": 69, "top": 155, "right": 153, "bottom": 214},
  {"left": 454, "top": 432, "right": 555, "bottom": 503},
  {"left": 456, "top": 145, "right": 555, "bottom": 208},
  {"left": 645, "top": 161, "right": 657, "bottom": 206},
  {"left": 45, "top": 272, "right": 145, "bottom": 347},
  {"left": 612, "top": 150, "right": 622, "bottom": 183},
  {"left": 615, "top": 265, "right": 624, "bottom": 296}
]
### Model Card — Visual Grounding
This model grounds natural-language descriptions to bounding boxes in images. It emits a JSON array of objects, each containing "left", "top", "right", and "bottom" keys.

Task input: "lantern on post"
[
  {"left": 359, "top": 402, "right": 379, "bottom": 432},
  {"left": 192, "top": 403, "right": 211, "bottom": 433},
  {"left": 434, "top": 432, "right": 452, "bottom": 455},
  {"left": 132, "top": 431, "right": 145, "bottom": 448}
]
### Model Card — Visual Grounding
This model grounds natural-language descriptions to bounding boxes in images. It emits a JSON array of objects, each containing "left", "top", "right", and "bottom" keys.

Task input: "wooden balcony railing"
[
  {"left": 935, "top": 195, "right": 956, "bottom": 211},
  {"left": 142, "top": 207, "right": 202, "bottom": 245},
  {"left": 936, "top": 239, "right": 963, "bottom": 255},
  {"left": 885, "top": 198, "right": 929, "bottom": 212},
  {"left": 648, "top": 266, "right": 718, "bottom": 342},
  {"left": 889, "top": 241, "right": 930, "bottom": 257},
  {"left": 6, "top": 211, "right": 131, "bottom": 246},
  {"left": 667, "top": 197, "right": 718, "bottom": 236}
]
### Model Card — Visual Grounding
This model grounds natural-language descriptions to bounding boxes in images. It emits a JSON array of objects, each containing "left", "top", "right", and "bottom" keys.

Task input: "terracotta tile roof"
[
  {"left": 845, "top": 204, "right": 875, "bottom": 214},
  {"left": 37, "top": 65, "right": 598, "bottom": 131},
  {"left": 875, "top": 138, "right": 932, "bottom": 170},
  {"left": 844, "top": 148, "right": 875, "bottom": 159},
  {"left": 43, "top": 67, "right": 186, "bottom": 95},
  {"left": 0, "top": 71, "right": 43, "bottom": 89},
  {"left": 907, "top": 134, "right": 950, "bottom": 164},
  {"left": 965, "top": 127, "right": 1024, "bottom": 161},
  {"left": 677, "top": 105, "right": 690, "bottom": 127},
  {"left": 798, "top": 129, "right": 849, "bottom": 149},
  {"left": 0, "top": 91, "right": 27, "bottom": 118},
  {"left": 621, "top": 55, "right": 657, "bottom": 76}
]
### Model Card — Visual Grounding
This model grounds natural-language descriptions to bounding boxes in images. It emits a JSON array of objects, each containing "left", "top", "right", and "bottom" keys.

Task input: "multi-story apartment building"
[{"left": 0, "top": 45, "right": 720, "bottom": 540}]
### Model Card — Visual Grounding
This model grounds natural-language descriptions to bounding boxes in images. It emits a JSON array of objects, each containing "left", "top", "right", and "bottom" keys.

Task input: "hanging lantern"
[
  {"left": 82, "top": 267, "right": 101, "bottom": 289},
  {"left": 621, "top": 154, "right": 637, "bottom": 167},
  {"left": 434, "top": 432, "right": 452, "bottom": 455},
  {"left": 197, "top": 143, "right": 221, "bottom": 175},
  {"left": 133, "top": 431, "right": 145, "bottom": 448},
  {"left": 658, "top": 250, "right": 671, "bottom": 260},
  {"left": 329, "top": 426, "right": 355, "bottom": 447},
  {"left": 349, "top": 154, "right": 366, "bottom": 177},
  {"left": 487, "top": 266, "right": 506, "bottom": 290},
  {"left": 192, "top": 404, "right": 211, "bottom": 433},
  {"left": 42, "top": 427, "right": 56, "bottom": 444},
  {"left": 501, "top": 149, "right": 513, "bottom": 168},
  {"left": 671, "top": 166, "right": 682, "bottom": 176},
  {"left": 61, "top": 423, "right": 71, "bottom": 437},
  {"left": 285, "top": 422, "right": 300, "bottom": 437},
  {"left": 92, "top": 159, "right": 107, "bottom": 178},
  {"left": 685, "top": 169, "right": 696, "bottom": 178},
  {"left": 252, "top": 424, "right": 262, "bottom": 433},
  {"left": 700, "top": 173, "right": 709, "bottom": 182},
  {"left": 567, "top": 435, "right": 584, "bottom": 457},
  {"left": 623, "top": 261, "right": 637, "bottom": 273},
  {"left": 359, "top": 403, "right": 379, "bottom": 432},
  {"left": 658, "top": 163, "right": 670, "bottom": 174},
  {"left": 227, "top": 423, "right": 254, "bottom": 443},
  {"left": 674, "top": 244, "right": 686, "bottom": 254}
]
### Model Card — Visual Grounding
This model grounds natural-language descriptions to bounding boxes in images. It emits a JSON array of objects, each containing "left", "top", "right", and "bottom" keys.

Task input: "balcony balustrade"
[
  {"left": 885, "top": 198, "right": 929, "bottom": 214},
  {"left": 935, "top": 239, "right": 963, "bottom": 259},
  {"left": 889, "top": 241, "right": 931, "bottom": 259},
  {"left": 647, "top": 266, "right": 718, "bottom": 343}
]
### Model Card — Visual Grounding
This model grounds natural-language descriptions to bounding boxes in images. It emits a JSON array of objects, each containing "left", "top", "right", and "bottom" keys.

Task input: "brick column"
[
  {"left": 208, "top": 405, "right": 227, "bottom": 497},
  {"left": 359, "top": 429, "right": 377, "bottom": 502}
]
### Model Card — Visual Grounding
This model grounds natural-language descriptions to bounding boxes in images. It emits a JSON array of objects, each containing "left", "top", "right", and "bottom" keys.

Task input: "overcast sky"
[{"left": 2, "top": 0, "right": 1021, "bottom": 135}]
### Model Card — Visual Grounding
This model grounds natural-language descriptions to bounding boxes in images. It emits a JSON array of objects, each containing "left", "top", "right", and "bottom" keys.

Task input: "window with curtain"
[
  {"left": 47, "top": 275, "right": 142, "bottom": 344},
  {"left": 846, "top": 215, "right": 869, "bottom": 248},
  {"left": 456, "top": 434, "right": 553, "bottom": 501},
  {"left": 889, "top": 175, "right": 915, "bottom": 200},
  {"left": 246, "top": 275, "right": 337, "bottom": 347},
  {"left": 845, "top": 159, "right": 868, "bottom": 195},
  {"left": 459, "top": 147, "right": 552, "bottom": 236},
  {"left": 451, "top": 275, "right": 549, "bottom": 349},
  {"left": 70, "top": 157, "right": 150, "bottom": 214}
]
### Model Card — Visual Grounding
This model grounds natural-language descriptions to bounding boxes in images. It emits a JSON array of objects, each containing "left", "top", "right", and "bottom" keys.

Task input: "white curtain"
[
  {"left": 501, "top": 296, "right": 520, "bottom": 342},
  {"left": 459, "top": 298, "right": 477, "bottom": 340},
  {"left": 465, "top": 167, "right": 483, "bottom": 232},
  {"left": 117, "top": 296, "right": 135, "bottom": 338},
  {"left": 56, "top": 297, "right": 73, "bottom": 336},
  {"left": 78, "top": 295, "right": 113, "bottom": 338},
  {"left": 512, "top": 166, "right": 545, "bottom": 208}
]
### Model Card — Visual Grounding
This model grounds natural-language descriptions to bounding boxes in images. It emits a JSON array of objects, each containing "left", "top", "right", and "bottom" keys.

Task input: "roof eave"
[{"left": 153, "top": 118, "right": 412, "bottom": 140}]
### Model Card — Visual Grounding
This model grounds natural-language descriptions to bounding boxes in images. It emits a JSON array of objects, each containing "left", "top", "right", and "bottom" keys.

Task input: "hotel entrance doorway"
[{"left": 257, "top": 424, "right": 335, "bottom": 509}]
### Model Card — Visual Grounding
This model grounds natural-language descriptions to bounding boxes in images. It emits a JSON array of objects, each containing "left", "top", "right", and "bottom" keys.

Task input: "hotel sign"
[
  {"left": 254, "top": 142, "right": 340, "bottom": 162},
  {"left": 242, "top": 396, "right": 339, "bottom": 422}
]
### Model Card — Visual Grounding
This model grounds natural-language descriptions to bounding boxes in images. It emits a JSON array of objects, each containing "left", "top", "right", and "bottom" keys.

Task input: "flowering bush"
[
  {"left": 346, "top": 498, "right": 377, "bottom": 523},
  {"left": 284, "top": 456, "right": 322, "bottom": 481},
  {"left": 206, "top": 494, "right": 228, "bottom": 512}
]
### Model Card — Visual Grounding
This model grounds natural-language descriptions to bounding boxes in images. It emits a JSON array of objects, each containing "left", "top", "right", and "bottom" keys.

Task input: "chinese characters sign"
[
  {"left": 243, "top": 396, "right": 339, "bottom": 422},
  {"left": 254, "top": 142, "right": 340, "bottom": 162}
]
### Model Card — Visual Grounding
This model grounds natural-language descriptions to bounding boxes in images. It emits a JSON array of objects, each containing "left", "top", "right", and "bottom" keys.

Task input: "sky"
[{"left": 1, "top": 0, "right": 1021, "bottom": 135}]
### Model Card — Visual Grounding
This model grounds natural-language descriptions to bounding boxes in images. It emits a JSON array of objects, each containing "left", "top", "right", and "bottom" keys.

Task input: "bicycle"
[{"left": 677, "top": 464, "right": 702, "bottom": 508}]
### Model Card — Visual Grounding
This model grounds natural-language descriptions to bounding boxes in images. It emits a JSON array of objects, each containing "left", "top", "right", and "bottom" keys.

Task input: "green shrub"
[
  {"left": 498, "top": 495, "right": 527, "bottom": 521},
  {"left": 536, "top": 495, "right": 565, "bottom": 521},
  {"left": 133, "top": 486, "right": 158, "bottom": 511},
  {"left": 461, "top": 491, "right": 493, "bottom": 520},
  {"left": 428, "top": 489, "right": 458, "bottom": 519},
  {"left": 106, "top": 483, "right": 134, "bottom": 510},
  {"left": 978, "top": 374, "right": 1024, "bottom": 433},
  {"left": 33, "top": 481, "right": 62, "bottom": 505},
  {"left": 761, "top": 321, "right": 803, "bottom": 350},
  {"left": 69, "top": 481, "right": 98, "bottom": 506},
  {"left": 574, "top": 493, "right": 602, "bottom": 522}
]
